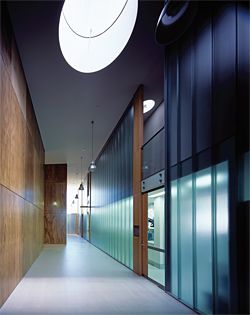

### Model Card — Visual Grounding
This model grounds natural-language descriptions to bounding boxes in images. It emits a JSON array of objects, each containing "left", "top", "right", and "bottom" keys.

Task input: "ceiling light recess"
[
  {"left": 58, "top": 0, "right": 138, "bottom": 73},
  {"left": 143, "top": 99, "right": 155, "bottom": 113}
]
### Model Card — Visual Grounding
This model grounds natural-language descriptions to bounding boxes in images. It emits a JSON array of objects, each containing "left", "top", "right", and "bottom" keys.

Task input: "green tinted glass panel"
[
  {"left": 215, "top": 161, "right": 229, "bottom": 313},
  {"left": 196, "top": 167, "right": 213, "bottom": 314},
  {"left": 91, "top": 107, "right": 134, "bottom": 269},
  {"left": 169, "top": 161, "right": 230, "bottom": 315},
  {"left": 179, "top": 174, "right": 193, "bottom": 306},
  {"left": 170, "top": 180, "right": 178, "bottom": 296}
]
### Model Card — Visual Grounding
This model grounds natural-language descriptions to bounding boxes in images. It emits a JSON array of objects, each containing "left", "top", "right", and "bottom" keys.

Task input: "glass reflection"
[
  {"left": 169, "top": 161, "right": 230, "bottom": 314},
  {"left": 215, "top": 161, "right": 229, "bottom": 313},
  {"left": 196, "top": 167, "right": 212, "bottom": 314},
  {"left": 90, "top": 107, "right": 133, "bottom": 269},
  {"left": 147, "top": 187, "right": 165, "bottom": 286},
  {"left": 179, "top": 174, "right": 193, "bottom": 306}
]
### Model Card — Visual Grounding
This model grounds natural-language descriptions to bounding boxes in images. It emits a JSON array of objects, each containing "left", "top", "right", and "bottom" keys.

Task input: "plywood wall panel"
[
  {"left": 25, "top": 128, "right": 35, "bottom": 204},
  {"left": 21, "top": 202, "right": 43, "bottom": 273},
  {"left": 0, "top": 3, "right": 44, "bottom": 307},
  {"left": 10, "top": 37, "right": 26, "bottom": 120},
  {"left": 44, "top": 164, "right": 67, "bottom": 244},
  {"left": 44, "top": 211, "right": 66, "bottom": 244},
  {"left": 26, "top": 91, "right": 37, "bottom": 145},
  {"left": 0, "top": 3, "right": 12, "bottom": 72},
  {"left": 0, "top": 186, "right": 23, "bottom": 306},
  {"left": 45, "top": 164, "right": 67, "bottom": 183},
  {"left": 9, "top": 91, "right": 26, "bottom": 198},
  {"left": 44, "top": 182, "right": 66, "bottom": 211},
  {"left": 0, "top": 59, "right": 12, "bottom": 188}
]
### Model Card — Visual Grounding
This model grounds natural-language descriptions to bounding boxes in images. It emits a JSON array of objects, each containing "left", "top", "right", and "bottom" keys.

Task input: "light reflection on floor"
[{"left": 0, "top": 236, "right": 195, "bottom": 315}]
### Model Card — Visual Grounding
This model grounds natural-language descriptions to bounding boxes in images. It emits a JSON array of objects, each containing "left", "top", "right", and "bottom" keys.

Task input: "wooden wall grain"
[
  {"left": 133, "top": 86, "right": 144, "bottom": 275},
  {"left": 44, "top": 164, "right": 67, "bottom": 244},
  {"left": 0, "top": 3, "right": 45, "bottom": 307}
]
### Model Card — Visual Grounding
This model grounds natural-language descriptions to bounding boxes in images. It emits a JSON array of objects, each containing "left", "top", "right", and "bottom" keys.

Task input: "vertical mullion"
[
  {"left": 191, "top": 23, "right": 197, "bottom": 310},
  {"left": 211, "top": 5, "right": 217, "bottom": 314},
  {"left": 165, "top": 47, "right": 171, "bottom": 292},
  {"left": 176, "top": 48, "right": 181, "bottom": 300}
]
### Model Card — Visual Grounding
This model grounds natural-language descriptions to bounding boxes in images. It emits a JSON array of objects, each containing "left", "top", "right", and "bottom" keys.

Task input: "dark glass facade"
[{"left": 164, "top": 2, "right": 249, "bottom": 314}]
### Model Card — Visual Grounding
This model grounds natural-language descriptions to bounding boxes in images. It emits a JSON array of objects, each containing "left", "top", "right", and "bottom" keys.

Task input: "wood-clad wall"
[
  {"left": 133, "top": 86, "right": 144, "bottom": 275},
  {"left": 44, "top": 164, "right": 67, "bottom": 244},
  {"left": 0, "top": 3, "right": 45, "bottom": 307}
]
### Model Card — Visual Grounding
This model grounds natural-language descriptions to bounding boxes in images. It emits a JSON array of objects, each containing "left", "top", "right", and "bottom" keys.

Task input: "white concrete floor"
[{"left": 0, "top": 236, "right": 195, "bottom": 315}]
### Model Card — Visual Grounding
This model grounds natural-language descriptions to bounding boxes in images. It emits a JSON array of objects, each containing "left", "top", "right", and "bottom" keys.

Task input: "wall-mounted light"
[
  {"left": 89, "top": 121, "right": 96, "bottom": 172},
  {"left": 143, "top": 99, "right": 155, "bottom": 113},
  {"left": 155, "top": 0, "right": 198, "bottom": 46},
  {"left": 58, "top": 0, "right": 138, "bottom": 73}
]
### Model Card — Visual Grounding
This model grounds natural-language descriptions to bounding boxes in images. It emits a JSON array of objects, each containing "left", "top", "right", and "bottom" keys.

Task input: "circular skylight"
[
  {"left": 59, "top": 0, "right": 138, "bottom": 73},
  {"left": 143, "top": 99, "right": 155, "bottom": 113}
]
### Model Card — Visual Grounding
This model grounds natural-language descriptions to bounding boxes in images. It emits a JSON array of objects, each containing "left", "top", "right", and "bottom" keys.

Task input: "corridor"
[{"left": 0, "top": 236, "right": 194, "bottom": 315}]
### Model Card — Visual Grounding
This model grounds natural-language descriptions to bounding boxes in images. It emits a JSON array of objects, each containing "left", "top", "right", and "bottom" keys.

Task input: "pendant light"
[
  {"left": 89, "top": 121, "right": 96, "bottom": 172},
  {"left": 75, "top": 194, "right": 79, "bottom": 199},
  {"left": 79, "top": 156, "right": 84, "bottom": 190}
]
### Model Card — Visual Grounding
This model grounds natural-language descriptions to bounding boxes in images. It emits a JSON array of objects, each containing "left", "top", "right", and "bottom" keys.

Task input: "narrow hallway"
[{"left": 0, "top": 236, "right": 194, "bottom": 315}]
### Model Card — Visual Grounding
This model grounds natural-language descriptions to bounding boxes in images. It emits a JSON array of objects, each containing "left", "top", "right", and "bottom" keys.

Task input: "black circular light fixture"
[{"left": 155, "top": 0, "right": 198, "bottom": 45}]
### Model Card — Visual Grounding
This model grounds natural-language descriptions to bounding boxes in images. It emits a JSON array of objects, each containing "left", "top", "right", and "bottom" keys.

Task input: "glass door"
[{"left": 147, "top": 187, "right": 165, "bottom": 286}]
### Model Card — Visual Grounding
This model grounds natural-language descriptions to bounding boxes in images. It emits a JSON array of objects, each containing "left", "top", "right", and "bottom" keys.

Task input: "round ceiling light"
[
  {"left": 59, "top": 0, "right": 138, "bottom": 73},
  {"left": 143, "top": 99, "right": 155, "bottom": 113}
]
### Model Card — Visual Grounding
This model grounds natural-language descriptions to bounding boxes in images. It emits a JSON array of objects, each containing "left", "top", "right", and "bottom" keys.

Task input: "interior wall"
[
  {"left": 44, "top": 164, "right": 67, "bottom": 244},
  {"left": 90, "top": 104, "right": 134, "bottom": 269},
  {"left": 142, "top": 102, "right": 165, "bottom": 180},
  {"left": 144, "top": 101, "right": 164, "bottom": 145},
  {"left": 67, "top": 213, "right": 79, "bottom": 235},
  {"left": 163, "top": 2, "right": 249, "bottom": 314},
  {"left": 0, "top": 3, "right": 45, "bottom": 307}
]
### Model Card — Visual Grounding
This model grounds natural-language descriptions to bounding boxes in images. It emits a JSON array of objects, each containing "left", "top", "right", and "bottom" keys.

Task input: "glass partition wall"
[
  {"left": 90, "top": 107, "right": 134, "bottom": 269},
  {"left": 170, "top": 161, "right": 230, "bottom": 314}
]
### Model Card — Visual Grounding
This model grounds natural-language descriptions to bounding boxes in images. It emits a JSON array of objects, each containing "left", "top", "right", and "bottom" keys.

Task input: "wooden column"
[
  {"left": 44, "top": 164, "right": 67, "bottom": 244},
  {"left": 133, "top": 86, "right": 144, "bottom": 275}
]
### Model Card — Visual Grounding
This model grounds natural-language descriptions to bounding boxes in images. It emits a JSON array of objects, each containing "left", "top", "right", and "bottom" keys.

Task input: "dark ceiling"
[{"left": 7, "top": 0, "right": 164, "bottom": 203}]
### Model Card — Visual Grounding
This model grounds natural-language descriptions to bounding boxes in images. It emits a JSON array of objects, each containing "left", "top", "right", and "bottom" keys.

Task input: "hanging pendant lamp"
[
  {"left": 89, "top": 121, "right": 96, "bottom": 172},
  {"left": 79, "top": 156, "right": 84, "bottom": 190}
]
